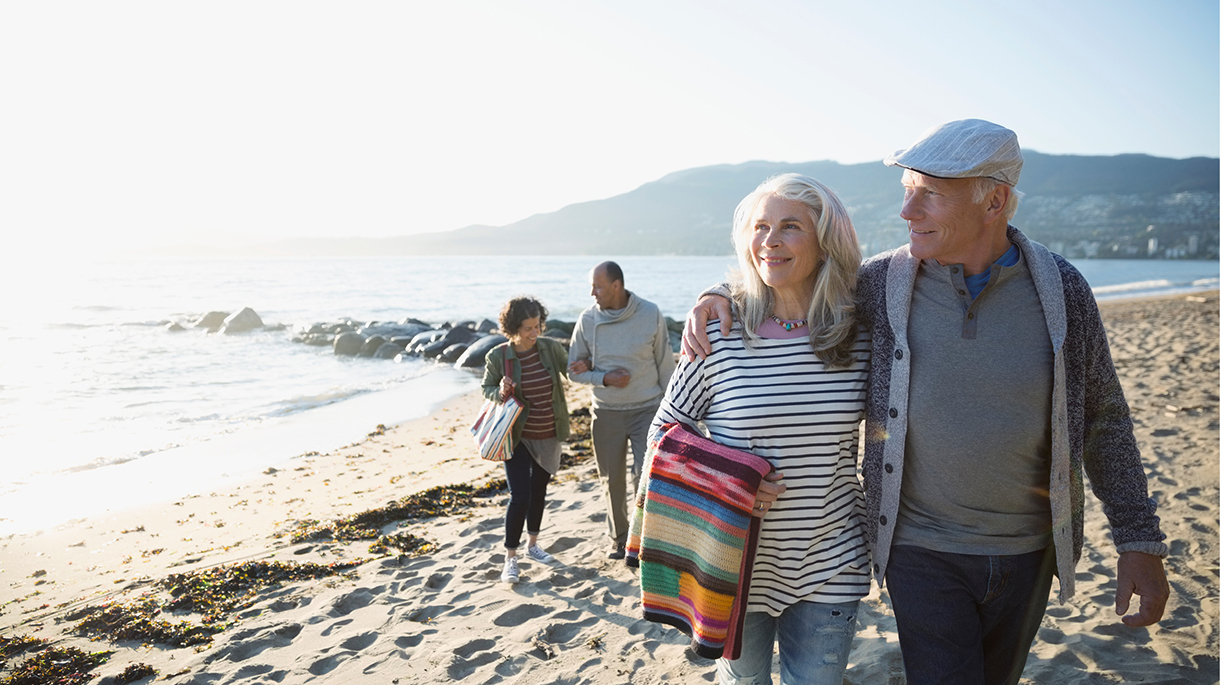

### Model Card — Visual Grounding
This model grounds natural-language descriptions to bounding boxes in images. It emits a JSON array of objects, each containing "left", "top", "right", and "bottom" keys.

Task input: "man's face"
[
  {"left": 589, "top": 267, "right": 622, "bottom": 309},
  {"left": 900, "top": 170, "right": 989, "bottom": 265}
]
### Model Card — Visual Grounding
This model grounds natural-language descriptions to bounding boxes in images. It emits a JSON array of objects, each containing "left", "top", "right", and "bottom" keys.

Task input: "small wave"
[
  {"left": 59, "top": 444, "right": 181, "bottom": 474},
  {"left": 45, "top": 322, "right": 97, "bottom": 330},
  {"left": 1191, "top": 277, "right": 1219, "bottom": 287},
  {"left": 1092, "top": 279, "right": 1174, "bottom": 295},
  {"left": 264, "top": 389, "right": 371, "bottom": 417}
]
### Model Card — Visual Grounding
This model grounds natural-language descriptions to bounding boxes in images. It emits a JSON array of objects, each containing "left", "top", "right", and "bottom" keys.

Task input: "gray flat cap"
[{"left": 884, "top": 119, "right": 1022, "bottom": 186}]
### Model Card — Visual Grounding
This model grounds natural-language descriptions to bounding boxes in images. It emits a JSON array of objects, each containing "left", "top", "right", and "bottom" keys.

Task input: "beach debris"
[
  {"left": 67, "top": 559, "right": 364, "bottom": 650},
  {"left": 369, "top": 533, "right": 436, "bottom": 556},
  {"left": 286, "top": 480, "right": 508, "bottom": 553},
  {"left": 160, "top": 559, "right": 363, "bottom": 624},
  {"left": 29, "top": 571, "right": 45, "bottom": 579},
  {"left": 368, "top": 424, "right": 387, "bottom": 437},
  {"left": 530, "top": 636, "right": 555, "bottom": 660},
  {"left": 0, "top": 634, "right": 48, "bottom": 667},
  {"left": 1, "top": 643, "right": 111, "bottom": 685},
  {"left": 584, "top": 632, "right": 606, "bottom": 650},
  {"left": 113, "top": 662, "right": 157, "bottom": 684},
  {"left": 73, "top": 598, "right": 220, "bottom": 648}
]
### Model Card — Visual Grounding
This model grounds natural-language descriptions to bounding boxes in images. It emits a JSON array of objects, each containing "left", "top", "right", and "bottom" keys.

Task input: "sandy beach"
[{"left": 2, "top": 292, "right": 1216, "bottom": 685}]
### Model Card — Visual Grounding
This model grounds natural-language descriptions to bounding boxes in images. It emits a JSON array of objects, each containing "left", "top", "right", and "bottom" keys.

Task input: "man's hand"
[
  {"left": 603, "top": 369, "right": 631, "bottom": 388},
  {"left": 1115, "top": 551, "right": 1170, "bottom": 626},
  {"left": 681, "top": 294, "right": 733, "bottom": 360},
  {"left": 751, "top": 471, "right": 787, "bottom": 518},
  {"left": 568, "top": 359, "right": 591, "bottom": 375}
]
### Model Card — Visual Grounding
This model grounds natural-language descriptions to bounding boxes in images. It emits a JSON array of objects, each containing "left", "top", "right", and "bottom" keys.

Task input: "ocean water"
[{"left": 0, "top": 255, "right": 1215, "bottom": 535}]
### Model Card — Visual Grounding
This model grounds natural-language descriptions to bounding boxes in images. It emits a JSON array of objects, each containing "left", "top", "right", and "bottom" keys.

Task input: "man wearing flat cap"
[{"left": 684, "top": 119, "right": 1169, "bottom": 684}]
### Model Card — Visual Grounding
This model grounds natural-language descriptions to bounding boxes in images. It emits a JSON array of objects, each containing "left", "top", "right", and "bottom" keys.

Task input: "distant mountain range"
[{"left": 261, "top": 151, "right": 1220, "bottom": 259}]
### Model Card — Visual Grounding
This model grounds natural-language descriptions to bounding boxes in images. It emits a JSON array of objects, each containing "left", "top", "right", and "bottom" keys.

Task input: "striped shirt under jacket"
[{"left": 652, "top": 322, "right": 872, "bottom": 615}]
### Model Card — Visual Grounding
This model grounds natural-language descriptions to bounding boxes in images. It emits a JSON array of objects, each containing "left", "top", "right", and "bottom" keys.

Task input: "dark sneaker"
[{"left": 607, "top": 542, "right": 626, "bottom": 560}]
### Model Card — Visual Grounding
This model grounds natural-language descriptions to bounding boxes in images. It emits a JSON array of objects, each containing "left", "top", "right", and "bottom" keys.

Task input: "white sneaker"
[
  {"left": 501, "top": 556, "right": 520, "bottom": 584},
  {"left": 527, "top": 545, "right": 555, "bottom": 563}
]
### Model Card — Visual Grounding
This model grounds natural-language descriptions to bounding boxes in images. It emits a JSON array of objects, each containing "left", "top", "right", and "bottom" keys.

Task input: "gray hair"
[
  {"left": 971, "top": 177, "right": 1024, "bottom": 223},
  {"left": 729, "top": 173, "right": 861, "bottom": 368}
]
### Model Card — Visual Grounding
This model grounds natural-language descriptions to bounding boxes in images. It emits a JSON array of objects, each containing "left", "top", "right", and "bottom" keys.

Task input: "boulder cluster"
[
  {"left": 293, "top": 316, "right": 577, "bottom": 369},
  {"left": 176, "top": 307, "right": 683, "bottom": 371}
]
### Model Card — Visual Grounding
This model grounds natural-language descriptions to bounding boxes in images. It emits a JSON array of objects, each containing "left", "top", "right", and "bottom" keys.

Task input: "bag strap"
[{"left": 500, "top": 343, "right": 516, "bottom": 399}]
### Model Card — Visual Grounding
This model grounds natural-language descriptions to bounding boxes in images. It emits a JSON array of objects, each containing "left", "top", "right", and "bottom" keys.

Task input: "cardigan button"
[
  {"left": 874, "top": 564, "right": 881, "bottom": 574},
  {"left": 894, "top": 349, "right": 903, "bottom": 360},
  {"left": 889, "top": 408, "right": 898, "bottom": 419},
  {"left": 879, "top": 515, "right": 888, "bottom": 525},
  {"left": 885, "top": 463, "right": 894, "bottom": 473}
]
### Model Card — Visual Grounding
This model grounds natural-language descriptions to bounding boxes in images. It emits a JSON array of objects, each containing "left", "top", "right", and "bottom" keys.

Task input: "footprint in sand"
[
  {"left": 320, "top": 618, "right": 355, "bottom": 636},
  {"left": 308, "top": 654, "right": 348, "bottom": 676},
  {"left": 405, "top": 604, "right": 453, "bottom": 623},
  {"left": 495, "top": 654, "right": 534, "bottom": 677},
  {"left": 210, "top": 623, "right": 305, "bottom": 663},
  {"left": 493, "top": 603, "right": 553, "bottom": 626},
  {"left": 446, "top": 650, "right": 504, "bottom": 680},
  {"left": 339, "top": 632, "right": 379, "bottom": 651},
  {"left": 230, "top": 664, "right": 279, "bottom": 681},
  {"left": 394, "top": 631, "right": 436, "bottom": 649},
  {"left": 453, "top": 638, "right": 497, "bottom": 659},
  {"left": 325, "top": 587, "right": 379, "bottom": 617},
  {"left": 548, "top": 536, "right": 585, "bottom": 554},
  {"left": 545, "top": 615, "right": 600, "bottom": 643},
  {"left": 424, "top": 572, "right": 452, "bottom": 590}
]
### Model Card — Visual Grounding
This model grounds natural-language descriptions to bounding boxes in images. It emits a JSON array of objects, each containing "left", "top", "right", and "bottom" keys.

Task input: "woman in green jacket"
[{"left": 482, "top": 296, "right": 571, "bottom": 584}]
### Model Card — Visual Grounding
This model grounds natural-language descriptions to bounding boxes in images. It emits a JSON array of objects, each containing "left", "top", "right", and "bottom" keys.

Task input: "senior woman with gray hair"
[{"left": 649, "top": 173, "right": 870, "bottom": 684}]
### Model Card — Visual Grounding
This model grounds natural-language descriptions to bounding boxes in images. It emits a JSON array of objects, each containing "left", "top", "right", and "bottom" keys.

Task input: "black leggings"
[{"left": 503, "top": 441, "right": 552, "bottom": 550}]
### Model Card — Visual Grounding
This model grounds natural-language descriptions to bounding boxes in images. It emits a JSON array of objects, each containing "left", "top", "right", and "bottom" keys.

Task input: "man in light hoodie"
[{"left": 569, "top": 261, "right": 676, "bottom": 559}]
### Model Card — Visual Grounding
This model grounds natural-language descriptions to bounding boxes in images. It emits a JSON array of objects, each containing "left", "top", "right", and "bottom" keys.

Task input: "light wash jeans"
[{"left": 716, "top": 600, "right": 859, "bottom": 685}]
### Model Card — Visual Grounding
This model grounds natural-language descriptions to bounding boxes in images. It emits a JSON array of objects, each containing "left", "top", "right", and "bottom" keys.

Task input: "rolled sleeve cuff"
[{"left": 1116, "top": 541, "right": 1169, "bottom": 558}]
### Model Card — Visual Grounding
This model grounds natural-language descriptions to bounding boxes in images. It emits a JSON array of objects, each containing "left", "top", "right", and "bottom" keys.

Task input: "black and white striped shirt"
[{"left": 652, "top": 322, "right": 872, "bottom": 614}]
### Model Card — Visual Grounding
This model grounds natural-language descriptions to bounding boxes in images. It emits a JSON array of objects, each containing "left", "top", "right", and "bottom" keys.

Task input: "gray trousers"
[{"left": 591, "top": 403, "right": 658, "bottom": 544}]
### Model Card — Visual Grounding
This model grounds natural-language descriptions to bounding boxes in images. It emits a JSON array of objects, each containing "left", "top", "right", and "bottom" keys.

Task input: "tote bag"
[{"left": 469, "top": 351, "right": 523, "bottom": 461}]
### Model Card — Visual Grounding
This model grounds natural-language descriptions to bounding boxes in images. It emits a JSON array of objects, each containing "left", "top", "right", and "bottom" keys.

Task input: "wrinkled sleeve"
[
  {"left": 481, "top": 346, "right": 505, "bottom": 404},
  {"left": 1069, "top": 270, "right": 1167, "bottom": 556},
  {"left": 567, "top": 317, "right": 604, "bottom": 387}
]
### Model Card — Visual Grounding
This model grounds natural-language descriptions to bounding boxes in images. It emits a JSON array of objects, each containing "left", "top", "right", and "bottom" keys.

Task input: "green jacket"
[{"left": 481, "top": 337, "right": 571, "bottom": 445}]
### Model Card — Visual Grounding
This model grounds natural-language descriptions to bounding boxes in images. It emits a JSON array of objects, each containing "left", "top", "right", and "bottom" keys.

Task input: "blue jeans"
[
  {"left": 886, "top": 545, "right": 1055, "bottom": 685},
  {"left": 716, "top": 600, "right": 859, "bottom": 685}
]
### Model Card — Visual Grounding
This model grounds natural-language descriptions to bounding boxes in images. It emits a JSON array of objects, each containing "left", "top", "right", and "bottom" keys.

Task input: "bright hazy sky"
[{"left": 3, "top": 0, "right": 1217, "bottom": 255}]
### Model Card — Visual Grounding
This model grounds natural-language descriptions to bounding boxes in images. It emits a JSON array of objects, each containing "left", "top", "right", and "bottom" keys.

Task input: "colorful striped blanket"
[{"left": 626, "top": 423, "right": 771, "bottom": 660}]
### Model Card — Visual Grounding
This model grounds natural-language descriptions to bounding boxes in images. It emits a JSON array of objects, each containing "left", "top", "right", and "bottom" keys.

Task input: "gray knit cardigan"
[{"left": 858, "top": 226, "right": 1168, "bottom": 602}]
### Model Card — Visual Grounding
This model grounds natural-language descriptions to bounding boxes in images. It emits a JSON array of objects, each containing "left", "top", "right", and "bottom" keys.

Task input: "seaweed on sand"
[
  {"left": 0, "top": 644, "right": 110, "bottom": 685},
  {"left": 70, "top": 559, "right": 364, "bottom": 647},
  {"left": 113, "top": 662, "right": 157, "bottom": 684},
  {"left": 73, "top": 598, "right": 220, "bottom": 648},
  {"left": 0, "top": 635, "right": 46, "bottom": 670},
  {"left": 159, "top": 560, "right": 364, "bottom": 624},
  {"left": 561, "top": 406, "right": 593, "bottom": 468},
  {"left": 287, "top": 480, "right": 508, "bottom": 552}
]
